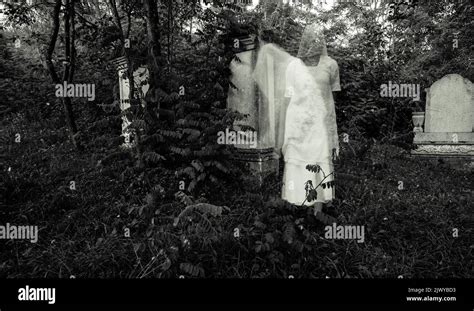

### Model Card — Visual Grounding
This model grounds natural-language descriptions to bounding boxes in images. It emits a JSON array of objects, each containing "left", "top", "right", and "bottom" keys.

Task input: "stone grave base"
[
  {"left": 411, "top": 144, "right": 474, "bottom": 171},
  {"left": 412, "top": 131, "right": 474, "bottom": 169},
  {"left": 230, "top": 148, "right": 280, "bottom": 186},
  {"left": 411, "top": 144, "right": 474, "bottom": 157}
]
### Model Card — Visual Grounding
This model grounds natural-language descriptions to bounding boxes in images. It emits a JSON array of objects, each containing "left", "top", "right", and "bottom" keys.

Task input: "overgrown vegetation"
[{"left": 1, "top": 0, "right": 472, "bottom": 278}]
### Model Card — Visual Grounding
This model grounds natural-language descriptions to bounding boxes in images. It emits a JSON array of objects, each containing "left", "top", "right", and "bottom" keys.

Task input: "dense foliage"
[{"left": 1, "top": 0, "right": 472, "bottom": 278}]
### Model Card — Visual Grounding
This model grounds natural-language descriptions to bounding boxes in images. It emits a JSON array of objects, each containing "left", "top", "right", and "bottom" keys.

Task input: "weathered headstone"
[
  {"left": 424, "top": 74, "right": 473, "bottom": 133},
  {"left": 413, "top": 74, "right": 474, "bottom": 165}
]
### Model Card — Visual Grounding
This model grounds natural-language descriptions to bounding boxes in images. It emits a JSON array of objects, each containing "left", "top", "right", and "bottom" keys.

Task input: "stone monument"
[
  {"left": 227, "top": 35, "right": 280, "bottom": 184},
  {"left": 111, "top": 55, "right": 175, "bottom": 148},
  {"left": 412, "top": 74, "right": 474, "bottom": 166},
  {"left": 110, "top": 56, "right": 149, "bottom": 148}
]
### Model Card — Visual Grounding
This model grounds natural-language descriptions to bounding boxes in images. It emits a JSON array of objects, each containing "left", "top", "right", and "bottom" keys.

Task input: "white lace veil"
[
  {"left": 252, "top": 43, "right": 294, "bottom": 151},
  {"left": 297, "top": 22, "right": 328, "bottom": 59},
  {"left": 253, "top": 23, "right": 331, "bottom": 166}
]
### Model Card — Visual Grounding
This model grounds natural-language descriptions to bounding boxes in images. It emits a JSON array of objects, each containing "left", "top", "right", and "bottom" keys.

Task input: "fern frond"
[
  {"left": 142, "top": 151, "right": 166, "bottom": 164},
  {"left": 173, "top": 203, "right": 228, "bottom": 227},
  {"left": 191, "top": 160, "right": 204, "bottom": 172},
  {"left": 187, "top": 179, "right": 197, "bottom": 192},
  {"left": 183, "top": 128, "right": 201, "bottom": 142},
  {"left": 213, "top": 161, "right": 229, "bottom": 174},
  {"left": 159, "top": 130, "right": 183, "bottom": 139},
  {"left": 141, "top": 133, "right": 164, "bottom": 145},
  {"left": 179, "top": 263, "right": 204, "bottom": 277},
  {"left": 177, "top": 166, "right": 196, "bottom": 179},
  {"left": 124, "top": 119, "right": 147, "bottom": 131},
  {"left": 170, "top": 146, "right": 191, "bottom": 156},
  {"left": 174, "top": 191, "right": 194, "bottom": 206},
  {"left": 196, "top": 172, "right": 206, "bottom": 182}
]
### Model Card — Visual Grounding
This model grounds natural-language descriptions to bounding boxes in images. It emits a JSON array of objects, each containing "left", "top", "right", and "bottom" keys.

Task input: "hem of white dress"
[{"left": 282, "top": 198, "right": 333, "bottom": 206}]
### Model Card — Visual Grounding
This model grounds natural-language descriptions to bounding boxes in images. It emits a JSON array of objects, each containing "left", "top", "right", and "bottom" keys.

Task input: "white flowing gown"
[{"left": 281, "top": 55, "right": 341, "bottom": 206}]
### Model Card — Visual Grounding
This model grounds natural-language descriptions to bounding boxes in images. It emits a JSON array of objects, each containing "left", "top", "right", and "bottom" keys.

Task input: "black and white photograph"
[{"left": 0, "top": 0, "right": 472, "bottom": 307}]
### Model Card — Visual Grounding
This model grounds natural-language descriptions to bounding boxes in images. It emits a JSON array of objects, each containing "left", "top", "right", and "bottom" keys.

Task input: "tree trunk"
[
  {"left": 45, "top": 0, "right": 61, "bottom": 84},
  {"left": 143, "top": 0, "right": 162, "bottom": 120},
  {"left": 45, "top": 0, "right": 80, "bottom": 150},
  {"left": 63, "top": 0, "right": 80, "bottom": 149},
  {"left": 108, "top": 0, "right": 134, "bottom": 103},
  {"left": 167, "top": 0, "right": 172, "bottom": 71},
  {"left": 143, "top": 0, "right": 162, "bottom": 72}
]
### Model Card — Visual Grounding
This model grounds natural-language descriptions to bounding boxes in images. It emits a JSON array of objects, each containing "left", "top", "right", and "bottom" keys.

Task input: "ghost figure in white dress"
[{"left": 253, "top": 23, "right": 341, "bottom": 207}]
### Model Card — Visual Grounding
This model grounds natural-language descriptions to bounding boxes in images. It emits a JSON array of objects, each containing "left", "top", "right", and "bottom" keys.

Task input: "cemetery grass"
[
  {"left": 1, "top": 113, "right": 473, "bottom": 278},
  {"left": 2, "top": 0, "right": 473, "bottom": 280}
]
